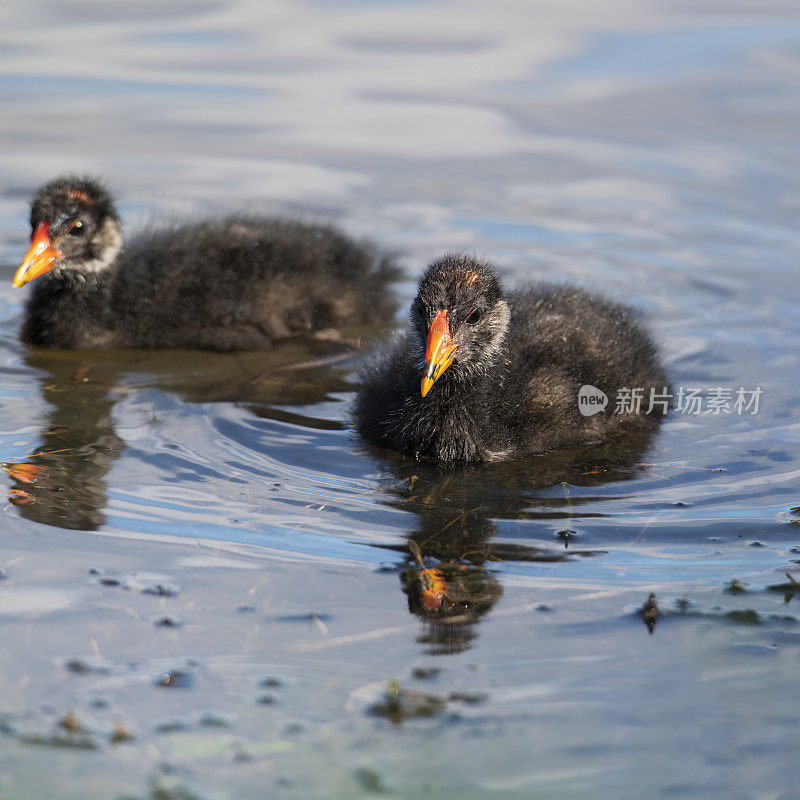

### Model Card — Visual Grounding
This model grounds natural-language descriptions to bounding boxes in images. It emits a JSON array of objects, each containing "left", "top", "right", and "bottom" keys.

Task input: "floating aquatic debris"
[
  {"left": 557, "top": 528, "right": 577, "bottom": 548},
  {"left": 20, "top": 732, "right": 97, "bottom": 749},
  {"left": 257, "top": 693, "right": 278, "bottom": 706},
  {"left": 198, "top": 712, "right": 232, "bottom": 728},
  {"left": 64, "top": 658, "right": 111, "bottom": 675},
  {"left": 156, "top": 669, "right": 194, "bottom": 689},
  {"left": 766, "top": 572, "right": 800, "bottom": 604},
  {"left": 283, "top": 722, "right": 304, "bottom": 736},
  {"left": 15, "top": 711, "right": 98, "bottom": 750},
  {"left": 154, "top": 719, "right": 190, "bottom": 734},
  {"left": 354, "top": 767, "right": 386, "bottom": 793},
  {"left": 640, "top": 592, "right": 659, "bottom": 633},
  {"left": 448, "top": 691, "right": 488, "bottom": 704},
  {"left": 275, "top": 612, "right": 331, "bottom": 624},
  {"left": 411, "top": 667, "right": 441, "bottom": 680},
  {"left": 142, "top": 582, "right": 181, "bottom": 597},
  {"left": 725, "top": 609, "right": 761, "bottom": 625},
  {"left": 147, "top": 776, "right": 207, "bottom": 800},
  {"left": 99, "top": 577, "right": 127, "bottom": 588},
  {"left": 154, "top": 615, "right": 183, "bottom": 628},
  {"left": 110, "top": 723, "right": 135, "bottom": 744},
  {"left": 59, "top": 712, "right": 81, "bottom": 732},
  {"left": 368, "top": 679, "right": 446, "bottom": 724}
]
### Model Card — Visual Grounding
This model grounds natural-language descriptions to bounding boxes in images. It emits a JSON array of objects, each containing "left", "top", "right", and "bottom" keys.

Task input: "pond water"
[{"left": 2, "top": 1, "right": 800, "bottom": 798}]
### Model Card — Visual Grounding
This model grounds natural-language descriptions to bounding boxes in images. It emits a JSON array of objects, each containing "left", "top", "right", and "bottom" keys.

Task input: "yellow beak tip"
[{"left": 420, "top": 378, "right": 433, "bottom": 397}]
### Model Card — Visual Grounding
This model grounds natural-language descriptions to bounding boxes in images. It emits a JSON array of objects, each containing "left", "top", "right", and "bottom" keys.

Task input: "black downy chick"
[
  {"left": 356, "top": 254, "right": 668, "bottom": 464},
  {"left": 14, "top": 176, "right": 398, "bottom": 351}
]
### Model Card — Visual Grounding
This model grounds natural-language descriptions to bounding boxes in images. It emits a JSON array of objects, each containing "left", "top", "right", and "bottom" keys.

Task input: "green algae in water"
[
  {"left": 20, "top": 732, "right": 98, "bottom": 749},
  {"left": 368, "top": 680, "right": 447, "bottom": 724},
  {"left": 725, "top": 609, "right": 762, "bottom": 625}
]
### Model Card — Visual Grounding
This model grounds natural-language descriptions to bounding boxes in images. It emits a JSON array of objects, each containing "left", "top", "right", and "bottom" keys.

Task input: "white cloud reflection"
[{"left": 1, "top": 0, "right": 799, "bottom": 336}]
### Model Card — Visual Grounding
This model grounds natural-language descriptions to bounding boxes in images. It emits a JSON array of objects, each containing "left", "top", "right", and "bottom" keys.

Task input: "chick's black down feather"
[
  {"left": 17, "top": 176, "right": 398, "bottom": 351},
  {"left": 356, "top": 254, "right": 668, "bottom": 464}
]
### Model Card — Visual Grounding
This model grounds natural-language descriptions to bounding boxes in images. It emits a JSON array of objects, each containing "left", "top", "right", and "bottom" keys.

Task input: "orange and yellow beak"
[
  {"left": 13, "top": 223, "right": 62, "bottom": 288},
  {"left": 421, "top": 309, "right": 459, "bottom": 397}
]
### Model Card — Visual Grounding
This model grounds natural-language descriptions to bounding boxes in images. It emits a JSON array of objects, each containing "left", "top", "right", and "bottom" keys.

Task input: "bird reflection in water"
[
  {"left": 6, "top": 337, "right": 372, "bottom": 531},
  {"left": 5, "top": 351, "right": 125, "bottom": 530},
  {"left": 372, "top": 429, "right": 660, "bottom": 655}
]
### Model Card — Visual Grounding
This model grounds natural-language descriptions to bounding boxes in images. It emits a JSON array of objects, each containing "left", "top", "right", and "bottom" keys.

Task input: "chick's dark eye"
[
  {"left": 68, "top": 221, "right": 84, "bottom": 236},
  {"left": 464, "top": 307, "right": 483, "bottom": 325}
]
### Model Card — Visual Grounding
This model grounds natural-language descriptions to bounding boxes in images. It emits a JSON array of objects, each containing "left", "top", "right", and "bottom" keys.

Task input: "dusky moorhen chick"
[
  {"left": 13, "top": 176, "right": 398, "bottom": 351},
  {"left": 356, "top": 254, "right": 668, "bottom": 464}
]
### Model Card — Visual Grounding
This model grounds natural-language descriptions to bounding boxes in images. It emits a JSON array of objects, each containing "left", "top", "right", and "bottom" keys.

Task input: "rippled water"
[{"left": 2, "top": 1, "right": 800, "bottom": 798}]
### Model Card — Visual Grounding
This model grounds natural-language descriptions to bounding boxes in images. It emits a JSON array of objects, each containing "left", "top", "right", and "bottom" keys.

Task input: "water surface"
[{"left": 1, "top": 1, "right": 800, "bottom": 797}]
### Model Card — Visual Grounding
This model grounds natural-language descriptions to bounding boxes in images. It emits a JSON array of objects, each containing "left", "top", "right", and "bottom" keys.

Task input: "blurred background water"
[{"left": 1, "top": 1, "right": 800, "bottom": 798}]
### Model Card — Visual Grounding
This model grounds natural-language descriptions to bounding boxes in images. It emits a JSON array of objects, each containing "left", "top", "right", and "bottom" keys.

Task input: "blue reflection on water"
[{"left": 557, "top": 23, "right": 800, "bottom": 77}]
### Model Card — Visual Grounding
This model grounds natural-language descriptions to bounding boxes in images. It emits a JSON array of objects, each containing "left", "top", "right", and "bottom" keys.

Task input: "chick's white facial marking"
[
  {"left": 14, "top": 215, "right": 122, "bottom": 287},
  {"left": 64, "top": 216, "right": 122, "bottom": 274},
  {"left": 415, "top": 296, "right": 510, "bottom": 395},
  {"left": 410, "top": 256, "right": 511, "bottom": 395},
  {"left": 14, "top": 177, "right": 123, "bottom": 288},
  {"left": 448, "top": 297, "right": 510, "bottom": 375}
]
